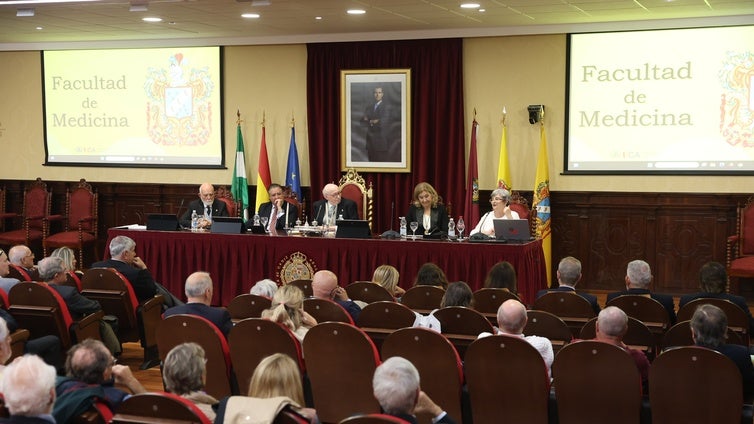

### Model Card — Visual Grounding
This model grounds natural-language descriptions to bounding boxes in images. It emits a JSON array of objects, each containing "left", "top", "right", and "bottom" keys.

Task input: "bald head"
[
  {"left": 595, "top": 306, "right": 628, "bottom": 340},
  {"left": 184, "top": 271, "right": 213, "bottom": 304},
  {"left": 312, "top": 270, "right": 338, "bottom": 299},
  {"left": 497, "top": 299, "right": 528, "bottom": 335},
  {"left": 322, "top": 183, "right": 342, "bottom": 206}
]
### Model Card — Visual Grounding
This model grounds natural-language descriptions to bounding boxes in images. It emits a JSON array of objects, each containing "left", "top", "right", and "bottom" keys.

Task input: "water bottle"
[
  {"left": 448, "top": 217, "right": 456, "bottom": 239},
  {"left": 399, "top": 217, "right": 407, "bottom": 238},
  {"left": 252, "top": 214, "right": 261, "bottom": 226},
  {"left": 190, "top": 210, "right": 198, "bottom": 232}
]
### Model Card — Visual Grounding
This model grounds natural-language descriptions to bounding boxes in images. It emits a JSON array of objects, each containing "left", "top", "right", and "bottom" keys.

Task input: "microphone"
[
  {"left": 381, "top": 201, "right": 400, "bottom": 239},
  {"left": 176, "top": 198, "right": 186, "bottom": 229},
  {"left": 314, "top": 204, "right": 322, "bottom": 225},
  {"left": 389, "top": 201, "right": 395, "bottom": 231}
]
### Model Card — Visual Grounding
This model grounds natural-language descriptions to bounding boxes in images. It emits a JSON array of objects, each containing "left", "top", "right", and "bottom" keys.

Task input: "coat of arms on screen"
[
  {"left": 277, "top": 251, "right": 318, "bottom": 285},
  {"left": 719, "top": 51, "right": 754, "bottom": 147},
  {"left": 144, "top": 53, "right": 214, "bottom": 146}
]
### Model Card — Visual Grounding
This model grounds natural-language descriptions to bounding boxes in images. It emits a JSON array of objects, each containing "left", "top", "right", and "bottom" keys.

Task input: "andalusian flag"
[
  {"left": 231, "top": 120, "right": 249, "bottom": 220},
  {"left": 463, "top": 118, "right": 480, "bottom": 228},
  {"left": 497, "top": 112, "right": 512, "bottom": 190},
  {"left": 532, "top": 123, "right": 552, "bottom": 285},
  {"left": 285, "top": 124, "right": 302, "bottom": 202},
  {"left": 255, "top": 123, "right": 272, "bottom": 213}
]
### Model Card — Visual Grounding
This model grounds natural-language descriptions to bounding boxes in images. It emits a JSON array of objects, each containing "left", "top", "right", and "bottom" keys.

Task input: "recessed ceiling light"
[
  {"left": 142, "top": 17, "right": 162, "bottom": 22},
  {"left": 479, "top": 8, "right": 486, "bottom": 12},
  {"left": 460, "top": 3, "right": 480, "bottom": 8},
  {"left": 347, "top": 9, "right": 366, "bottom": 15},
  {"left": 241, "top": 13, "right": 260, "bottom": 19},
  {"left": 315, "top": 16, "right": 322, "bottom": 20},
  {"left": 36, "top": 26, "right": 43, "bottom": 30}
]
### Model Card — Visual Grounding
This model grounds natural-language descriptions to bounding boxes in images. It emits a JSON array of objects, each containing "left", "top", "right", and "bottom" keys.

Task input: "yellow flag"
[
  {"left": 496, "top": 122, "right": 512, "bottom": 190},
  {"left": 532, "top": 124, "right": 552, "bottom": 285}
]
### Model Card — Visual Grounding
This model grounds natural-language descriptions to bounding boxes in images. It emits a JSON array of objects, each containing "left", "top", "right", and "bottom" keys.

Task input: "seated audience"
[
  {"left": 0, "top": 355, "right": 57, "bottom": 422},
  {"left": 536, "top": 256, "right": 600, "bottom": 314},
  {"left": 0, "top": 247, "right": 21, "bottom": 294},
  {"left": 478, "top": 299, "right": 554, "bottom": 375},
  {"left": 0, "top": 308, "right": 63, "bottom": 375},
  {"left": 50, "top": 246, "right": 84, "bottom": 280},
  {"left": 413, "top": 262, "right": 448, "bottom": 289},
  {"left": 591, "top": 306, "right": 650, "bottom": 390},
  {"left": 680, "top": 261, "right": 754, "bottom": 333},
  {"left": 311, "top": 270, "right": 362, "bottom": 322},
  {"left": 261, "top": 284, "right": 316, "bottom": 343},
  {"left": 162, "top": 342, "right": 218, "bottom": 421},
  {"left": 254, "top": 183, "right": 299, "bottom": 231},
  {"left": 312, "top": 183, "right": 358, "bottom": 225},
  {"left": 414, "top": 281, "right": 474, "bottom": 332},
  {"left": 179, "top": 182, "right": 229, "bottom": 230},
  {"left": 372, "top": 356, "right": 457, "bottom": 424},
  {"left": 406, "top": 182, "right": 449, "bottom": 238},
  {"left": 469, "top": 189, "right": 520, "bottom": 236},
  {"left": 371, "top": 264, "right": 405, "bottom": 298},
  {"left": 690, "top": 303, "right": 754, "bottom": 401},
  {"left": 163, "top": 271, "right": 232, "bottom": 338},
  {"left": 606, "top": 259, "right": 676, "bottom": 325},
  {"left": 8, "top": 244, "right": 39, "bottom": 281},
  {"left": 483, "top": 261, "right": 518, "bottom": 293},
  {"left": 250, "top": 279, "right": 278, "bottom": 298}
]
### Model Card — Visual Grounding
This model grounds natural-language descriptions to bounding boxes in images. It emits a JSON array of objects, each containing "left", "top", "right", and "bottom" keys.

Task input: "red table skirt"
[{"left": 106, "top": 229, "right": 547, "bottom": 306}]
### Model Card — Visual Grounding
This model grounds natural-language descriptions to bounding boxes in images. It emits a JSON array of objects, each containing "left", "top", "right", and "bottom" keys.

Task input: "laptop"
[
  {"left": 210, "top": 216, "right": 244, "bottom": 234},
  {"left": 335, "top": 219, "right": 371, "bottom": 239},
  {"left": 146, "top": 213, "right": 180, "bottom": 231},
  {"left": 493, "top": 218, "right": 532, "bottom": 242}
]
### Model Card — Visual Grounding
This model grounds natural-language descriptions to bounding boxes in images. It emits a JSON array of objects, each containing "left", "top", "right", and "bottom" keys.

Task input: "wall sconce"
[{"left": 528, "top": 105, "right": 544, "bottom": 124}]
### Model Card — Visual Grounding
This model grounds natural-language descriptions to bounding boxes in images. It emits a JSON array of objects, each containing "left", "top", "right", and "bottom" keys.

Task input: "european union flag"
[{"left": 286, "top": 126, "right": 302, "bottom": 202}]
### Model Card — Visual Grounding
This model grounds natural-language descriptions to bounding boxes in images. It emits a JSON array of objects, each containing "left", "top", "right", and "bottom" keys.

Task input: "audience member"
[
  {"left": 371, "top": 265, "right": 405, "bottom": 298},
  {"left": 163, "top": 271, "right": 232, "bottom": 337},
  {"left": 8, "top": 245, "right": 39, "bottom": 281},
  {"left": 179, "top": 182, "right": 229, "bottom": 230},
  {"left": 50, "top": 247, "right": 83, "bottom": 280},
  {"left": 255, "top": 183, "right": 298, "bottom": 231},
  {"left": 262, "top": 284, "right": 316, "bottom": 343},
  {"left": 162, "top": 342, "right": 218, "bottom": 421},
  {"left": 690, "top": 303, "right": 754, "bottom": 401},
  {"left": 38, "top": 257, "right": 121, "bottom": 356},
  {"left": 0, "top": 355, "right": 57, "bottom": 423},
  {"left": 536, "top": 256, "right": 600, "bottom": 314},
  {"left": 250, "top": 279, "right": 278, "bottom": 298},
  {"left": 478, "top": 299, "right": 554, "bottom": 375},
  {"left": 606, "top": 260, "right": 676, "bottom": 325},
  {"left": 312, "top": 183, "right": 358, "bottom": 225},
  {"left": 0, "top": 309, "right": 63, "bottom": 375},
  {"left": 372, "top": 356, "right": 457, "bottom": 424},
  {"left": 57, "top": 339, "right": 146, "bottom": 409},
  {"left": 92, "top": 235, "right": 182, "bottom": 308},
  {"left": 311, "top": 270, "right": 362, "bottom": 323},
  {"left": 406, "top": 182, "right": 449, "bottom": 238},
  {"left": 469, "top": 189, "right": 520, "bottom": 236},
  {"left": 0, "top": 247, "right": 21, "bottom": 294},
  {"left": 0, "top": 317, "right": 12, "bottom": 371},
  {"left": 483, "top": 261, "right": 517, "bottom": 293},
  {"left": 680, "top": 261, "right": 754, "bottom": 333},
  {"left": 415, "top": 281, "right": 473, "bottom": 332},
  {"left": 592, "top": 306, "right": 650, "bottom": 390},
  {"left": 413, "top": 262, "right": 448, "bottom": 290}
]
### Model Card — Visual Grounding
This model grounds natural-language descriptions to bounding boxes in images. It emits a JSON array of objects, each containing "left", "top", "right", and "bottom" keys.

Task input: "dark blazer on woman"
[{"left": 406, "top": 204, "right": 449, "bottom": 238}]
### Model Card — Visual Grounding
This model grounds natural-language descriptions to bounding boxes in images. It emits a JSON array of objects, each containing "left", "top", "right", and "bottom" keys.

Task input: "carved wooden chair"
[
  {"left": 339, "top": 168, "right": 373, "bottom": 231},
  {"left": 43, "top": 179, "right": 98, "bottom": 266},
  {"left": 0, "top": 178, "right": 53, "bottom": 248},
  {"left": 727, "top": 195, "right": 754, "bottom": 294},
  {"left": 215, "top": 185, "right": 240, "bottom": 218}
]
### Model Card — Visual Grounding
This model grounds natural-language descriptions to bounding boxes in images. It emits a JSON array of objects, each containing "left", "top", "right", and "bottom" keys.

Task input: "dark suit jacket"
[
  {"left": 708, "top": 343, "right": 754, "bottom": 401},
  {"left": 536, "top": 286, "right": 601, "bottom": 315},
  {"left": 606, "top": 288, "right": 677, "bottom": 325},
  {"left": 179, "top": 199, "right": 229, "bottom": 228},
  {"left": 679, "top": 291, "right": 754, "bottom": 333},
  {"left": 48, "top": 284, "right": 101, "bottom": 320},
  {"left": 91, "top": 259, "right": 157, "bottom": 302},
  {"left": 312, "top": 198, "right": 359, "bottom": 224},
  {"left": 394, "top": 412, "right": 457, "bottom": 424},
  {"left": 406, "top": 204, "right": 449, "bottom": 238},
  {"left": 256, "top": 201, "right": 299, "bottom": 230},
  {"left": 163, "top": 302, "right": 233, "bottom": 337},
  {"left": 336, "top": 299, "right": 362, "bottom": 323}
]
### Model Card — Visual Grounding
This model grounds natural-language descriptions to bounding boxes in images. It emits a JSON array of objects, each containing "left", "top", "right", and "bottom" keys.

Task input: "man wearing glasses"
[
  {"left": 311, "top": 183, "right": 359, "bottom": 226},
  {"left": 179, "top": 182, "right": 229, "bottom": 229}
]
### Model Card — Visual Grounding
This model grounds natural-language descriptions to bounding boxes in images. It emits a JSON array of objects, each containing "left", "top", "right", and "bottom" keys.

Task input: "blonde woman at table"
[
  {"left": 371, "top": 264, "right": 405, "bottom": 299},
  {"left": 406, "top": 182, "right": 449, "bottom": 238},
  {"left": 262, "top": 284, "right": 317, "bottom": 343},
  {"left": 469, "top": 188, "right": 520, "bottom": 237}
]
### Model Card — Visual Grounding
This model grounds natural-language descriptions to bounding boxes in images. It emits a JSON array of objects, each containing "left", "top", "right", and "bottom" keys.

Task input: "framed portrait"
[{"left": 341, "top": 69, "right": 411, "bottom": 173}]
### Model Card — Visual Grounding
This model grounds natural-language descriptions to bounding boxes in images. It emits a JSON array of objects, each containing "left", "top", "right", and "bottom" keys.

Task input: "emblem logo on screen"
[{"left": 492, "top": 219, "right": 531, "bottom": 242}]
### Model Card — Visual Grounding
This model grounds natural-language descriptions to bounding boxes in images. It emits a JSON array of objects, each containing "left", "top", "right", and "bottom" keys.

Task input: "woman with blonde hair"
[
  {"left": 406, "top": 182, "right": 449, "bottom": 238},
  {"left": 371, "top": 265, "right": 405, "bottom": 298},
  {"left": 261, "top": 284, "right": 316, "bottom": 342},
  {"left": 50, "top": 246, "right": 84, "bottom": 287}
]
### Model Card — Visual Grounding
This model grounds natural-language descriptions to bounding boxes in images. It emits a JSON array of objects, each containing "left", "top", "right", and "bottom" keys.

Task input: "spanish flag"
[
  {"left": 533, "top": 123, "right": 552, "bottom": 285},
  {"left": 254, "top": 121, "right": 271, "bottom": 213}
]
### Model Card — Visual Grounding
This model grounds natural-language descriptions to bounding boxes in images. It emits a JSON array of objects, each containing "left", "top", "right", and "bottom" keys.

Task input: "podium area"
[{"left": 105, "top": 228, "right": 547, "bottom": 306}]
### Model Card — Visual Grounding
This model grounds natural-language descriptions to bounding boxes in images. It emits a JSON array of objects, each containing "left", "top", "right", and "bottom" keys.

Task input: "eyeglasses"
[
  {"left": 326, "top": 192, "right": 342, "bottom": 197},
  {"left": 109, "top": 357, "right": 117, "bottom": 367},
  {"left": 199, "top": 192, "right": 215, "bottom": 198}
]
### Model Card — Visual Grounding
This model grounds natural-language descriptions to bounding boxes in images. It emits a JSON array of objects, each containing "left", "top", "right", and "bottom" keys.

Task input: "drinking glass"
[
  {"left": 457, "top": 220, "right": 465, "bottom": 241},
  {"left": 260, "top": 216, "right": 269, "bottom": 232},
  {"left": 409, "top": 221, "right": 419, "bottom": 240}
]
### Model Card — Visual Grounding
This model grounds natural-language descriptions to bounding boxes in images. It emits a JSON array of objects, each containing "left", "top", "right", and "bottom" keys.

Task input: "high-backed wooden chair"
[
  {"left": 432, "top": 306, "right": 494, "bottom": 359},
  {"left": 400, "top": 285, "right": 444, "bottom": 314},
  {"left": 43, "top": 179, "right": 98, "bottom": 267},
  {"left": 532, "top": 291, "right": 597, "bottom": 337},
  {"left": 509, "top": 190, "right": 536, "bottom": 235},
  {"left": 288, "top": 279, "right": 313, "bottom": 297},
  {"left": 339, "top": 168, "right": 374, "bottom": 231},
  {"left": 7, "top": 264, "right": 32, "bottom": 282},
  {"left": 111, "top": 392, "right": 212, "bottom": 424},
  {"left": 227, "top": 293, "right": 271, "bottom": 322},
  {"left": 64, "top": 270, "right": 83, "bottom": 292},
  {"left": 650, "top": 347, "right": 743, "bottom": 424},
  {"left": 303, "top": 322, "right": 381, "bottom": 423},
  {"left": 0, "top": 185, "right": 12, "bottom": 232},
  {"left": 340, "top": 414, "right": 411, "bottom": 424},
  {"left": 0, "top": 290, "right": 30, "bottom": 363},
  {"left": 677, "top": 298, "right": 749, "bottom": 345},
  {"left": 552, "top": 341, "right": 642, "bottom": 424},
  {"left": 0, "top": 178, "right": 53, "bottom": 248},
  {"left": 80, "top": 268, "right": 164, "bottom": 369},
  {"left": 661, "top": 319, "right": 744, "bottom": 350},
  {"left": 381, "top": 327, "right": 464, "bottom": 424},
  {"left": 466, "top": 335, "right": 550, "bottom": 424},
  {"left": 606, "top": 294, "right": 672, "bottom": 346},
  {"left": 357, "top": 301, "right": 417, "bottom": 350},
  {"left": 157, "top": 314, "right": 236, "bottom": 399},
  {"left": 228, "top": 318, "right": 304, "bottom": 395},
  {"left": 579, "top": 316, "right": 657, "bottom": 360},
  {"left": 472, "top": 288, "right": 520, "bottom": 324},
  {"left": 303, "top": 297, "right": 354, "bottom": 325},
  {"left": 215, "top": 185, "right": 240, "bottom": 218},
  {"left": 346, "top": 281, "right": 394, "bottom": 304},
  {"left": 524, "top": 310, "right": 573, "bottom": 354},
  {"left": 727, "top": 195, "right": 754, "bottom": 294}
]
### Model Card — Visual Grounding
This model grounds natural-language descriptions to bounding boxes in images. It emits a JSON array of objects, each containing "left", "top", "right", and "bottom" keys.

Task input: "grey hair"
[
  {"left": 490, "top": 188, "right": 511, "bottom": 202},
  {"left": 626, "top": 260, "right": 651, "bottom": 288},
  {"left": 250, "top": 279, "right": 278, "bottom": 298},
  {"left": 557, "top": 256, "right": 582, "bottom": 285},
  {"left": 373, "top": 356, "right": 420, "bottom": 415},
  {"left": 163, "top": 342, "right": 206, "bottom": 395},
  {"left": 0, "top": 355, "right": 56, "bottom": 416},
  {"left": 597, "top": 306, "right": 628, "bottom": 337},
  {"left": 690, "top": 304, "right": 727, "bottom": 348},
  {"left": 8, "top": 245, "right": 29, "bottom": 265},
  {"left": 185, "top": 271, "right": 212, "bottom": 298},
  {"left": 37, "top": 256, "right": 65, "bottom": 281},
  {"left": 109, "top": 236, "right": 136, "bottom": 258}
]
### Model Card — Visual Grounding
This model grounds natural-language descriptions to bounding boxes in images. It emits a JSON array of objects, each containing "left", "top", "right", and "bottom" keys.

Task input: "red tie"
[{"left": 269, "top": 205, "right": 278, "bottom": 235}]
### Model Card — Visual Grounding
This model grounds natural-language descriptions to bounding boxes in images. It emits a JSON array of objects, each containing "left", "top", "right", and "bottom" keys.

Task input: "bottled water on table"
[
  {"left": 191, "top": 210, "right": 199, "bottom": 232},
  {"left": 448, "top": 217, "right": 456, "bottom": 239}
]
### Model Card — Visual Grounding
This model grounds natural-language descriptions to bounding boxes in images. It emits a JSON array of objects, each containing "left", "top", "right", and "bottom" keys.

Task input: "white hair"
[
  {"left": 0, "top": 355, "right": 56, "bottom": 416},
  {"left": 250, "top": 279, "right": 278, "bottom": 298},
  {"left": 372, "top": 356, "right": 420, "bottom": 415}
]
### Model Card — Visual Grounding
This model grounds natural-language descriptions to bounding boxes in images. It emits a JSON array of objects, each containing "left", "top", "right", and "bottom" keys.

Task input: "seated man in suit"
[
  {"left": 311, "top": 183, "right": 359, "bottom": 226},
  {"left": 253, "top": 183, "right": 298, "bottom": 232},
  {"left": 607, "top": 259, "right": 677, "bottom": 325},
  {"left": 8, "top": 244, "right": 39, "bottom": 281},
  {"left": 38, "top": 256, "right": 122, "bottom": 356},
  {"left": 536, "top": 256, "right": 600, "bottom": 314},
  {"left": 179, "top": 182, "right": 229, "bottom": 230},
  {"left": 680, "top": 261, "right": 754, "bottom": 334},
  {"left": 311, "top": 269, "right": 361, "bottom": 323},
  {"left": 372, "top": 356, "right": 457, "bottom": 424},
  {"left": 691, "top": 303, "right": 754, "bottom": 401},
  {"left": 0, "top": 354, "right": 57, "bottom": 422},
  {"left": 92, "top": 235, "right": 183, "bottom": 308},
  {"left": 163, "top": 271, "right": 232, "bottom": 338}
]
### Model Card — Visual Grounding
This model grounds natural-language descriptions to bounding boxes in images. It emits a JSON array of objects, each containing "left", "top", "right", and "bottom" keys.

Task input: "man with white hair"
[
  {"left": 311, "top": 183, "right": 358, "bottom": 225},
  {"left": 592, "top": 306, "right": 650, "bottom": 389},
  {"left": 179, "top": 182, "right": 229, "bottom": 230},
  {"left": 0, "top": 354, "right": 57, "bottom": 423},
  {"left": 163, "top": 271, "right": 232, "bottom": 337},
  {"left": 8, "top": 244, "right": 39, "bottom": 281},
  {"left": 606, "top": 259, "right": 676, "bottom": 324},
  {"left": 249, "top": 278, "right": 278, "bottom": 298},
  {"left": 536, "top": 256, "right": 600, "bottom": 314},
  {"left": 372, "top": 356, "right": 457, "bottom": 424}
]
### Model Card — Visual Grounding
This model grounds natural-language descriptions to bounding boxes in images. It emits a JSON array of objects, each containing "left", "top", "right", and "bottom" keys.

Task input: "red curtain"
[{"left": 306, "top": 39, "right": 466, "bottom": 233}]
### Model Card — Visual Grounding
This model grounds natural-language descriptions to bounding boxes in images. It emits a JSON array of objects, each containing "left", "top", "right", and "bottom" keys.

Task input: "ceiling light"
[
  {"left": 347, "top": 9, "right": 365, "bottom": 15},
  {"left": 16, "top": 8, "right": 35, "bottom": 16},
  {"left": 142, "top": 17, "right": 162, "bottom": 22},
  {"left": 315, "top": 16, "right": 322, "bottom": 20},
  {"left": 129, "top": 4, "right": 148, "bottom": 12},
  {"left": 241, "top": 13, "right": 260, "bottom": 18},
  {"left": 460, "top": 3, "right": 480, "bottom": 8}
]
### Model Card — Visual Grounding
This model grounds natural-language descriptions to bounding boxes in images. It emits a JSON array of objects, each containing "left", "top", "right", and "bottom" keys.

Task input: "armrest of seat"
[
  {"left": 72, "top": 310, "right": 105, "bottom": 343},
  {"left": 9, "top": 329, "right": 30, "bottom": 360},
  {"left": 0, "top": 212, "right": 17, "bottom": 220},
  {"left": 137, "top": 295, "right": 164, "bottom": 349},
  {"left": 728, "top": 235, "right": 740, "bottom": 245},
  {"left": 41, "top": 214, "right": 64, "bottom": 222}
]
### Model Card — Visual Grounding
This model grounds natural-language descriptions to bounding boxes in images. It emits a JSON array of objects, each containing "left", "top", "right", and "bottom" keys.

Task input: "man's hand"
[
  {"left": 112, "top": 364, "right": 146, "bottom": 394},
  {"left": 132, "top": 256, "right": 147, "bottom": 270},
  {"left": 332, "top": 286, "right": 348, "bottom": 301},
  {"left": 414, "top": 390, "right": 443, "bottom": 417}
]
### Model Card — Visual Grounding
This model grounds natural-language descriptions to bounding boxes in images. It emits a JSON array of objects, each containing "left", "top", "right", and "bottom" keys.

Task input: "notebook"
[
  {"left": 211, "top": 217, "right": 244, "bottom": 234},
  {"left": 335, "top": 219, "right": 371, "bottom": 239},
  {"left": 146, "top": 214, "right": 180, "bottom": 231},
  {"left": 492, "top": 218, "right": 532, "bottom": 242}
]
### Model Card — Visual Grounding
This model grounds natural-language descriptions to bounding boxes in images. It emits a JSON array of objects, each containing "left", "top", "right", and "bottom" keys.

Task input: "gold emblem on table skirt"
[{"left": 277, "top": 251, "right": 317, "bottom": 284}]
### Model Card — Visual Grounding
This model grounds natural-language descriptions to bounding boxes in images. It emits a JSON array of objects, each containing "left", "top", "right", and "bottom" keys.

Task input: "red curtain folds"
[{"left": 306, "top": 39, "right": 466, "bottom": 233}]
